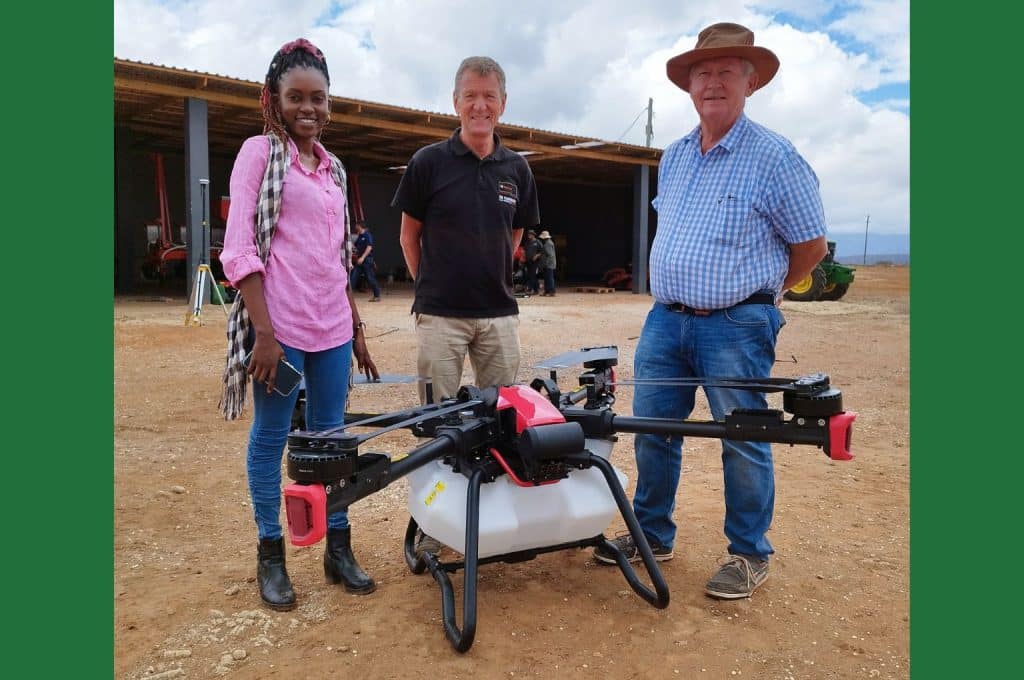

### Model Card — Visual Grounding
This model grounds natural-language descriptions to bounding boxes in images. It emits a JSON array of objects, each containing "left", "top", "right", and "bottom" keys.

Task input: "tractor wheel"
[
  {"left": 819, "top": 282, "right": 850, "bottom": 301},
  {"left": 784, "top": 266, "right": 827, "bottom": 302}
]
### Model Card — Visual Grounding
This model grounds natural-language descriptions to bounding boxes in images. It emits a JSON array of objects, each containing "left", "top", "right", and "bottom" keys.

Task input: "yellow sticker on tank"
[{"left": 424, "top": 481, "right": 446, "bottom": 506}]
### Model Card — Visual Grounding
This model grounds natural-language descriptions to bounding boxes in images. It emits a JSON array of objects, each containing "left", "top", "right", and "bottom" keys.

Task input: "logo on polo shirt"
[{"left": 498, "top": 180, "right": 518, "bottom": 207}]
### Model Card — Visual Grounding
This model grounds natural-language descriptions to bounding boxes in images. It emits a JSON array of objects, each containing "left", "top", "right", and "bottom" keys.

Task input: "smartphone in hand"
[{"left": 243, "top": 352, "right": 304, "bottom": 397}]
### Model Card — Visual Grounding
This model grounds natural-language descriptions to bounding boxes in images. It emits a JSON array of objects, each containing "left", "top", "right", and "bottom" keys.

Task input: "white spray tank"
[{"left": 405, "top": 385, "right": 627, "bottom": 559}]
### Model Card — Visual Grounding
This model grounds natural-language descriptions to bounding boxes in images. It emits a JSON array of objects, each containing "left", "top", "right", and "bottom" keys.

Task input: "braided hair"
[{"left": 260, "top": 38, "right": 331, "bottom": 142}]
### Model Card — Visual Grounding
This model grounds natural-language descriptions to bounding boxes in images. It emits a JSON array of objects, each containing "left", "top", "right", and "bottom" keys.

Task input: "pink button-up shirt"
[{"left": 220, "top": 135, "right": 353, "bottom": 352}]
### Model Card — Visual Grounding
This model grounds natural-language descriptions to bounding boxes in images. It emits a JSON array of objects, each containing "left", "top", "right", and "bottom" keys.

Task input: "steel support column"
[
  {"left": 631, "top": 164, "right": 650, "bottom": 295},
  {"left": 184, "top": 97, "right": 210, "bottom": 298}
]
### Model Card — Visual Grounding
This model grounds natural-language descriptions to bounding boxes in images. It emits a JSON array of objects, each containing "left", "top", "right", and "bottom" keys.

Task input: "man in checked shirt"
[{"left": 593, "top": 23, "right": 828, "bottom": 600}]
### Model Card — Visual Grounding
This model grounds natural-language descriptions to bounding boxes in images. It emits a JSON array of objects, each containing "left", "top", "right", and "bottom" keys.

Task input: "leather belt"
[{"left": 666, "top": 292, "right": 776, "bottom": 316}]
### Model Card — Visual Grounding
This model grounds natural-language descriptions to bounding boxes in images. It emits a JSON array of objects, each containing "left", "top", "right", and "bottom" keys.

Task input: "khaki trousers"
[{"left": 414, "top": 313, "right": 521, "bottom": 403}]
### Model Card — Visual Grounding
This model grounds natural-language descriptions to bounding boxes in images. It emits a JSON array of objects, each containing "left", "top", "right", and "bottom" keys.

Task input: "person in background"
[
  {"left": 538, "top": 229, "right": 557, "bottom": 296},
  {"left": 393, "top": 55, "right": 540, "bottom": 555},
  {"left": 592, "top": 22, "right": 828, "bottom": 600},
  {"left": 219, "top": 37, "right": 380, "bottom": 611},
  {"left": 351, "top": 220, "right": 382, "bottom": 302},
  {"left": 523, "top": 229, "right": 541, "bottom": 294},
  {"left": 512, "top": 241, "right": 527, "bottom": 292}
]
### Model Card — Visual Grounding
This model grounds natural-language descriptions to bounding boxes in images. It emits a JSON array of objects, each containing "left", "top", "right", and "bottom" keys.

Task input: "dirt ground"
[{"left": 114, "top": 265, "right": 909, "bottom": 679}]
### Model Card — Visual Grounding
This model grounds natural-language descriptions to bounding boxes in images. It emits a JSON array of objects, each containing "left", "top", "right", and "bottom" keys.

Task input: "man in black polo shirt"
[{"left": 393, "top": 55, "right": 540, "bottom": 405}]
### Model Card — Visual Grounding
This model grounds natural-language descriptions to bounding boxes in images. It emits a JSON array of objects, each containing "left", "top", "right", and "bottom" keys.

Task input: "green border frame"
[
  {"left": 7, "top": 5, "right": 113, "bottom": 674},
  {"left": 18, "top": 3, "right": 1012, "bottom": 674},
  {"left": 912, "top": 4, "right": 1016, "bottom": 675}
]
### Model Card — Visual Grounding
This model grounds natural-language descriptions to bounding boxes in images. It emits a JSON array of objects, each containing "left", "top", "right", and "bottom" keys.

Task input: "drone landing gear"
[{"left": 402, "top": 452, "right": 669, "bottom": 653}]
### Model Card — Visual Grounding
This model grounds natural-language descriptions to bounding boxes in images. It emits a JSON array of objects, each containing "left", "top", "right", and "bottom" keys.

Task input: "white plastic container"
[{"left": 406, "top": 438, "right": 626, "bottom": 558}]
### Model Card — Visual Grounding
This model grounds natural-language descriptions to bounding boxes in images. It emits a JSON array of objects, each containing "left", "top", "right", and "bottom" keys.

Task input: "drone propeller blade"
[
  {"left": 534, "top": 346, "right": 618, "bottom": 369},
  {"left": 610, "top": 374, "right": 830, "bottom": 394},
  {"left": 352, "top": 373, "right": 420, "bottom": 385}
]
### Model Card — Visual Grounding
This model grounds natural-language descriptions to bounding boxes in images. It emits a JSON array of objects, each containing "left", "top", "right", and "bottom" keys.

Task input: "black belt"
[{"left": 666, "top": 292, "right": 775, "bottom": 316}]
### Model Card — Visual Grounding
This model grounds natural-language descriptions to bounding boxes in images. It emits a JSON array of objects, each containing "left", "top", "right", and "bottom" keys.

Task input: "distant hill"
[
  {"left": 858, "top": 253, "right": 909, "bottom": 265},
  {"left": 828, "top": 232, "right": 909, "bottom": 265}
]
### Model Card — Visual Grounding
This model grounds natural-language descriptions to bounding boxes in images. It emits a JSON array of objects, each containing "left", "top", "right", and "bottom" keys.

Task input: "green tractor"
[{"left": 784, "top": 240, "right": 856, "bottom": 302}]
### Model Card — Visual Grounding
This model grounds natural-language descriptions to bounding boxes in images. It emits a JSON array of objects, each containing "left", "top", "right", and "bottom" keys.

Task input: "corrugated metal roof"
[{"left": 114, "top": 57, "right": 660, "bottom": 185}]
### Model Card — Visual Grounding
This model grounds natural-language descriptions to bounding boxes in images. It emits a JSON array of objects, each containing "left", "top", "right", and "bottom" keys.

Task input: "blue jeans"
[
  {"left": 350, "top": 259, "right": 381, "bottom": 298},
  {"left": 631, "top": 301, "right": 785, "bottom": 559},
  {"left": 525, "top": 264, "right": 539, "bottom": 294},
  {"left": 248, "top": 340, "right": 352, "bottom": 540},
  {"left": 544, "top": 267, "right": 556, "bottom": 294}
]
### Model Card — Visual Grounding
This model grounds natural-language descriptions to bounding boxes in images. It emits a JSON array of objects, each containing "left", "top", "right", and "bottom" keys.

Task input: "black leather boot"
[
  {"left": 324, "top": 527, "right": 376, "bottom": 595},
  {"left": 257, "top": 537, "right": 296, "bottom": 611}
]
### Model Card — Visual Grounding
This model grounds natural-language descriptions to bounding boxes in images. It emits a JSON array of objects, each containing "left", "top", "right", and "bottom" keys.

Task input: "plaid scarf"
[{"left": 219, "top": 134, "right": 353, "bottom": 420}]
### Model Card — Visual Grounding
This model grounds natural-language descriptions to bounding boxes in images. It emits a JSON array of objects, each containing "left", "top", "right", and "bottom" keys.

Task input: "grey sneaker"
[
  {"left": 704, "top": 553, "right": 769, "bottom": 599},
  {"left": 414, "top": 529, "right": 443, "bottom": 557},
  {"left": 593, "top": 532, "right": 673, "bottom": 565}
]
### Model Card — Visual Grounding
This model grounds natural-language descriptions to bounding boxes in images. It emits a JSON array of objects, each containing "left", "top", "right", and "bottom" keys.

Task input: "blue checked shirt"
[{"left": 650, "top": 114, "right": 827, "bottom": 309}]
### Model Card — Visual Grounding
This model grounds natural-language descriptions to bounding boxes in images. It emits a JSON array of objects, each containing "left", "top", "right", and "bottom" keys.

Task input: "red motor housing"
[
  {"left": 497, "top": 384, "right": 565, "bottom": 432},
  {"left": 283, "top": 482, "right": 327, "bottom": 546},
  {"left": 826, "top": 411, "right": 857, "bottom": 460}
]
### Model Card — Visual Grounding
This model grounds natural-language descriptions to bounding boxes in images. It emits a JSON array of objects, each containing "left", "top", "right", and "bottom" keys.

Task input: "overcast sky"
[{"left": 114, "top": 0, "right": 909, "bottom": 238}]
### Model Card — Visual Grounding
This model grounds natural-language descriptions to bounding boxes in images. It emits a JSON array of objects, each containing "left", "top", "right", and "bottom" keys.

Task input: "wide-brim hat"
[
  {"left": 538, "top": 230, "right": 551, "bottom": 239},
  {"left": 666, "top": 22, "right": 779, "bottom": 93}
]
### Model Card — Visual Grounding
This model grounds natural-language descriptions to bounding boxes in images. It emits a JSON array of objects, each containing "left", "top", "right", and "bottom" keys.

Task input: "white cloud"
[
  {"left": 828, "top": 0, "right": 909, "bottom": 83},
  {"left": 114, "top": 0, "right": 909, "bottom": 235}
]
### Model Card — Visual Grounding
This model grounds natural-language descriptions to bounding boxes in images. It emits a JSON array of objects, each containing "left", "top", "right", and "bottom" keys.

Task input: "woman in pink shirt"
[{"left": 219, "top": 38, "right": 378, "bottom": 611}]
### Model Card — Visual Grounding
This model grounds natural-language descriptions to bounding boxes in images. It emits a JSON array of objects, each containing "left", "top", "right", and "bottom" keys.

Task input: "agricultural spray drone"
[{"left": 283, "top": 346, "right": 857, "bottom": 652}]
